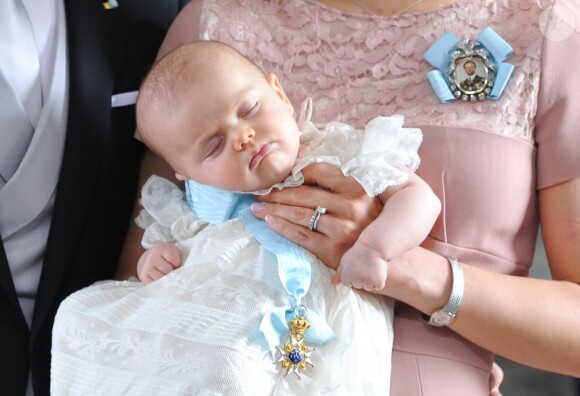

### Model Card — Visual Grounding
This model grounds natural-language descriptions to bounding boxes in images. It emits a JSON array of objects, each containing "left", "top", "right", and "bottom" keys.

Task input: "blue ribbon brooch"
[
  {"left": 184, "top": 179, "right": 335, "bottom": 378},
  {"left": 424, "top": 27, "right": 514, "bottom": 103}
]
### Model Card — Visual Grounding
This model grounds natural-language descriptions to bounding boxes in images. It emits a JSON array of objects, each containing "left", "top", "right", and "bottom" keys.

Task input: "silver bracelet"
[{"left": 425, "top": 256, "right": 464, "bottom": 327}]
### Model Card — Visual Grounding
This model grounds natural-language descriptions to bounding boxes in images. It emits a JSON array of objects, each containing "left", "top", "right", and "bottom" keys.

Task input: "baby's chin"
[{"left": 238, "top": 170, "right": 293, "bottom": 194}]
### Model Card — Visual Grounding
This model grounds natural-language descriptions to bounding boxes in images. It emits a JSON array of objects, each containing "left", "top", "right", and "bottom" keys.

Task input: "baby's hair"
[{"left": 136, "top": 40, "right": 264, "bottom": 154}]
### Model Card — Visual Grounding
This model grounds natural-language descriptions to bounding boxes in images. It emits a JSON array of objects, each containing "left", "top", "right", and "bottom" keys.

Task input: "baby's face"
[{"left": 164, "top": 64, "right": 301, "bottom": 192}]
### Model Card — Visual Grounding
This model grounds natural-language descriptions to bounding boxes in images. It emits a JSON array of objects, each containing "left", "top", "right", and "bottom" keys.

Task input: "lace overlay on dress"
[{"left": 200, "top": 0, "right": 552, "bottom": 142}]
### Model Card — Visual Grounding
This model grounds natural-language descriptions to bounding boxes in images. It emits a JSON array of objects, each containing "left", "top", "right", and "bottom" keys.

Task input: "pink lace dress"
[{"left": 190, "top": 0, "right": 580, "bottom": 394}]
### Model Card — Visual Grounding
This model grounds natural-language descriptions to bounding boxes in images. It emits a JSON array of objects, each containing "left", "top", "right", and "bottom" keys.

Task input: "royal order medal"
[{"left": 275, "top": 315, "right": 315, "bottom": 378}]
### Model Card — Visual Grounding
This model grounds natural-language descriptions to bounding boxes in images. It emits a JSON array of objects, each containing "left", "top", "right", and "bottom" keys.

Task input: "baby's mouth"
[{"left": 249, "top": 143, "right": 272, "bottom": 169}]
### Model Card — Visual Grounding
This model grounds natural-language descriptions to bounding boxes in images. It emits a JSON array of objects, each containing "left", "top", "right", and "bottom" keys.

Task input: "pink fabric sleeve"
[
  {"left": 535, "top": 0, "right": 580, "bottom": 189},
  {"left": 134, "top": 0, "right": 203, "bottom": 141}
]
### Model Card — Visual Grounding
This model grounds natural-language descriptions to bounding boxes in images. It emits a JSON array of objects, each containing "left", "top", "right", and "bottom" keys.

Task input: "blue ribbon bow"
[
  {"left": 423, "top": 27, "right": 514, "bottom": 103},
  {"left": 184, "top": 180, "right": 336, "bottom": 355}
]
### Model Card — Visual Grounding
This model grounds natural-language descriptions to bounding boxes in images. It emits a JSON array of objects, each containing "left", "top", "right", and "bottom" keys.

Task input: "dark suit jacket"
[{"left": 0, "top": 1, "right": 189, "bottom": 394}]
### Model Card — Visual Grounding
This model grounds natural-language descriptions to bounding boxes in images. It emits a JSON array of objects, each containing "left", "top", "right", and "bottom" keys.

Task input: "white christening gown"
[{"left": 51, "top": 102, "right": 422, "bottom": 396}]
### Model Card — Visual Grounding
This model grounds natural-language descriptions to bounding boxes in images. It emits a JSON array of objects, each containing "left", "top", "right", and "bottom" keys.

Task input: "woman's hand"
[{"left": 251, "top": 163, "right": 382, "bottom": 269}]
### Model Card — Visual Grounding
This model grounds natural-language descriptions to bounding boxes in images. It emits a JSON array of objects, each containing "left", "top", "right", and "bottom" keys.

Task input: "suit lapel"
[
  {"left": 31, "top": 0, "right": 124, "bottom": 338},
  {"left": 0, "top": 236, "right": 28, "bottom": 326}
]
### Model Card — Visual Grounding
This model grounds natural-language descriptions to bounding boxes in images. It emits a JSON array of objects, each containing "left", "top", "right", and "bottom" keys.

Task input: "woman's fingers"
[
  {"left": 263, "top": 214, "right": 342, "bottom": 270},
  {"left": 300, "top": 163, "right": 364, "bottom": 194},
  {"left": 251, "top": 202, "right": 336, "bottom": 261},
  {"left": 251, "top": 163, "right": 383, "bottom": 269},
  {"left": 255, "top": 184, "right": 379, "bottom": 235},
  {"left": 259, "top": 166, "right": 380, "bottom": 226},
  {"left": 252, "top": 202, "right": 329, "bottom": 234},
  {"left": 261, "top": 207, "right": 360, "bottom": 270},
  {"left": 257, "top": 184, "right": 335, "bottom": 213}
]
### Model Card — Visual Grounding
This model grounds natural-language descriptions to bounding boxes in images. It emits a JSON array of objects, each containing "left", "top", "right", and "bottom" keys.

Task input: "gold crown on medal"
[{"left": 289, "top": 316, "right": 311, "bottom": 339}]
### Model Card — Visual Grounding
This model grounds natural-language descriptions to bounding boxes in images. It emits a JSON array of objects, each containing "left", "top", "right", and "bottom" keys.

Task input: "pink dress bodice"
[
  {"left": 191, "top": 0, "right": 580, "bottom": 393},
  {"left": 202, "top": 0, "right": 547, "bottom": 139}
]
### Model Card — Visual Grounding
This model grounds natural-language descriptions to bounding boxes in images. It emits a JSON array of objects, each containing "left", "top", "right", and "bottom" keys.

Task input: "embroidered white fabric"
[{"left": 51, "top": 175, "right": 394, "bottom": 395}]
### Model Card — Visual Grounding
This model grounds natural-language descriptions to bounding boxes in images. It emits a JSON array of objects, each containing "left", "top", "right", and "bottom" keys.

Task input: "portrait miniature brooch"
[{"left": 424, "top": 27, "right": 514, "bottom": 103}]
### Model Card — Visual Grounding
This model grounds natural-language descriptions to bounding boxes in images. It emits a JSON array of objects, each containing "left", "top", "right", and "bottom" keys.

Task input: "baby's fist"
[{"left": 137, "top": 242, "right": 182, "bottom": 284}]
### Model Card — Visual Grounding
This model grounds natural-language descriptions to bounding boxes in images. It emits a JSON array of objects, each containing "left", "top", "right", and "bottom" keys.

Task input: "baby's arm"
[
  {"left": 136, "top": 242, "right": 182, "bottom": 284},
  {"left": 336, "top": 173, "right": 441, "bottom": 291}
]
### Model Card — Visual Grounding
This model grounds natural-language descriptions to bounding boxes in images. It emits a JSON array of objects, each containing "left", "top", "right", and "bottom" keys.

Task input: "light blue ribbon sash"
[
  {"left": 184, "top": 180, "right": 335, "bottom": 355},
  {"left": 423, "top": 27, "right": 514, "bottom": 103}
]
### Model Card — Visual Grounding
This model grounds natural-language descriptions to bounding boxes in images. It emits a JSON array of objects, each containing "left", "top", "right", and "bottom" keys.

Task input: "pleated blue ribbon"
[
  {"left": 185, "top": 179, "right": 336, "bottom": 355},
  {"left": 423, "top": 27, "right": 514, "bottom": 103}
]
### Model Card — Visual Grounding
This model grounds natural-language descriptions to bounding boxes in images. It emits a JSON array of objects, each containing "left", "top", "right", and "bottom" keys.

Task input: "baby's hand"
[
  {"left": 333, "top": 240, "right": 388, "bottom": 292},
  {"left": 137, "top": 242, "right": 182, "bottom": 284}
]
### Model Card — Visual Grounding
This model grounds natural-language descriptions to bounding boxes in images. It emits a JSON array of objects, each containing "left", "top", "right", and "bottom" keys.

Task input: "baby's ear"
[
  {"left": 267, "top": 74, "right": 294, "bottom": 116},
  {"left": 175, "top": 172, "right": 187, "bottom": 181}
]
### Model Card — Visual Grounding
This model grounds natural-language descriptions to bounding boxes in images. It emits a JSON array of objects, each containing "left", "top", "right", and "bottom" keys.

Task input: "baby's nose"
[{"left": 234, "top": 128, "right": 256, "bottom": 152}]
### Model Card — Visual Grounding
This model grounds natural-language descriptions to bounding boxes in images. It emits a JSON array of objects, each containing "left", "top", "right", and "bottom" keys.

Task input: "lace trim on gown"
[
  {"left": 250, "top": 98, "right": 422, "bottom": 197},
  {"left": 136, "top": 177, "right": 208, "bottom": 248}
]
